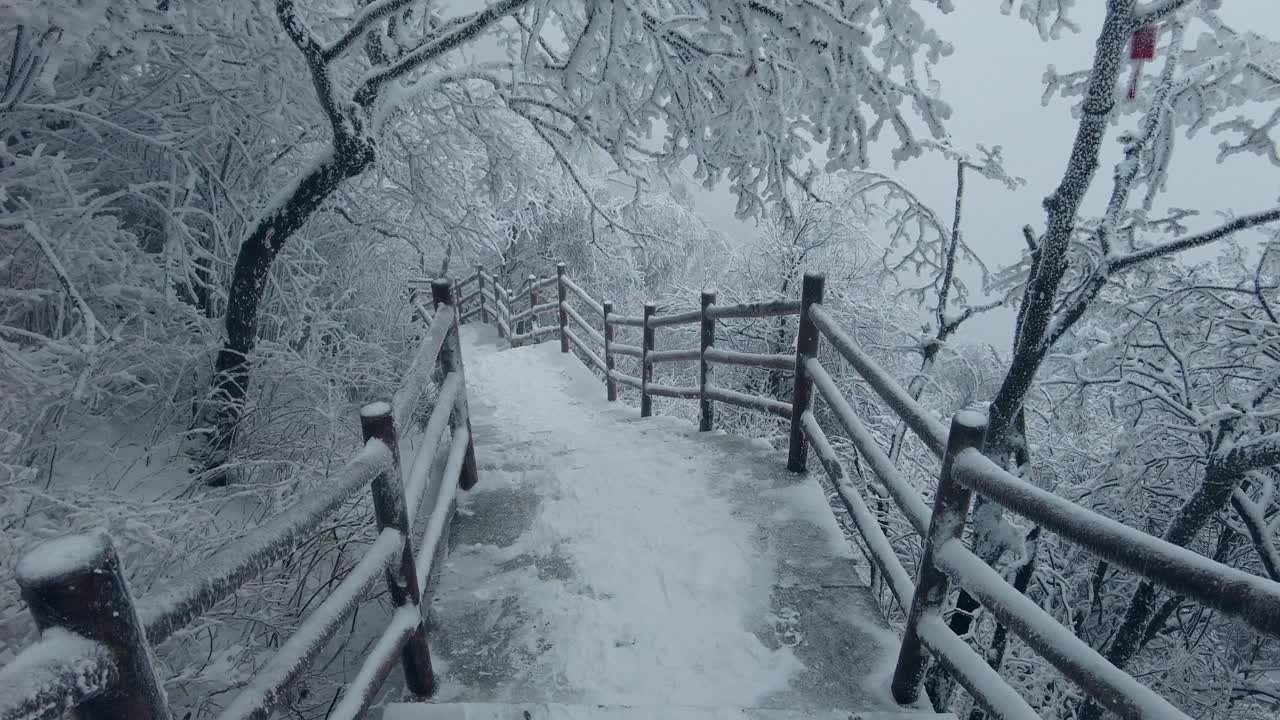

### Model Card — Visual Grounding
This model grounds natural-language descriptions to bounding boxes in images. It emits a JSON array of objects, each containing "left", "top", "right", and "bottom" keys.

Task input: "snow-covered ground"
[{"left": 400, "top": 327, "right": 932, "bottom": 717}]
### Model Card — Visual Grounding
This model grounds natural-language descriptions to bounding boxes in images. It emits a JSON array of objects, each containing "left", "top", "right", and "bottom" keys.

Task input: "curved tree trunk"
[{"left": 195, "top": 146, "right": 373, "bottom": 484}]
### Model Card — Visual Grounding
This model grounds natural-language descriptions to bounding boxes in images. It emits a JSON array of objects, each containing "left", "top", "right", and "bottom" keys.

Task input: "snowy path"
[{"left": 403, "top": 327, "right": 934, "bottom": 717}]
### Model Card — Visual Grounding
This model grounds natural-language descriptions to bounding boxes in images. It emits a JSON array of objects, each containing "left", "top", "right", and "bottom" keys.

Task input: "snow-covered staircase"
[{"left": 386, "top": 327, "right": 951, "bottom": 719}]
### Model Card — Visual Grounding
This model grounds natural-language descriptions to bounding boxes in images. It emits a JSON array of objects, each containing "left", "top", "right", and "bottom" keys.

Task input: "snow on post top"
[
  {"left": 17, "top": 531, "right": 111, "bottom": 584},
  {"left": 953, "top": 407, "right": 988, "bottom": 431},
  {"left": 360, "top": 401, "right": 393, "bottom": 419}
]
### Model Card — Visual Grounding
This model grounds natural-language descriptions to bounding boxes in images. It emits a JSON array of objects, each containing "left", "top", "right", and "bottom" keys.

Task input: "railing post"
[
  {"left": 603, "top": 301, "right": 618, "bottom": 402},
  {"left": 359, "top": 404, "right": 437, "bottom": 697},
  {"left": 451, "top": 278, "right": 464, "bottom": 324},
  {"left": 506, "top": 289, "right": 515, "bottom": 343},
  {"left": 16, "top": 532, "right": 172, "bottom": 720},
  {"left": 890, "top": 410, "right": 986, "bottom": 705},
  {"left": 786, "top": 273, "right": 825, "bottom": 472},
  {"left": 641, "top": 302, "right": 656, "bottom": 418},
  {"left": 527, "top": 273, "right": 539, "bottom": 337},
  {"left": 475, "top": 264, "right": 488, "bottom": 324},
  {"left": 431, "top": 280, "right": 480, "bottom": 491},
  {"left": 699, "top": 290, "right": 716, "bottom": 431},
  {"left": 555, "top": 263, "right": 570, "bottom": 353},
  {"left": 495, "top": 281, "right": 506, "bottom": 340}
]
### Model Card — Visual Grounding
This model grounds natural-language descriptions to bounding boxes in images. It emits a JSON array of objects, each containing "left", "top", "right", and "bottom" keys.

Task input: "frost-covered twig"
[{"left": 1231, "top": 479, "right": 1280, "bottom": 581}]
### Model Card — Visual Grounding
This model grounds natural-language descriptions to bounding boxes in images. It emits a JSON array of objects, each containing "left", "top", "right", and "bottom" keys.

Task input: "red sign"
[{"left": 1131, "top": 25, "right": 1158, "bottom": 61}]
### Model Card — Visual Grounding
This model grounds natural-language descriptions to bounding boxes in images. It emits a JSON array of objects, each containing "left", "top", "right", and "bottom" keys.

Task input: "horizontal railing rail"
[
  {"left": 444, "top": 261, "right": 1280, "bottom": 720},
  {"left": 2, "top": 282, "right": 483, "bottom": 720}
]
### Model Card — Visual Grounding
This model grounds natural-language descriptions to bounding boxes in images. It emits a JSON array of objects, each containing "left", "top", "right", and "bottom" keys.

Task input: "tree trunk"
[
  {"left": 195, "top": 146, "right": 373, "bottom": 483},
  {"left": 927, "top": 3, "right": 1137, "bottom": 710}
]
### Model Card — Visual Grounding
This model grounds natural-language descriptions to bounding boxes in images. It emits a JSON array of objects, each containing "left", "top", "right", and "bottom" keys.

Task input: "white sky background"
[{"left": 687, "top": 1, "right": 1280, "bottom": 348}]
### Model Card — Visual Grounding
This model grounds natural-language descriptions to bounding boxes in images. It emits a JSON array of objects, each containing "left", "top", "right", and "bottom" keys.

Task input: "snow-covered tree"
[
  {"left": 186, "top": 0, "right": 958, "bottom": 474},
  {"left": 913, "top": 3, "right": 1280, "bottom": 718}
]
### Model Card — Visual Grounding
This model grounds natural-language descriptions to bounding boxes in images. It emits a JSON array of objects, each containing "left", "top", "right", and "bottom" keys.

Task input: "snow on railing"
[
  {"left": 455, "top": 263, "right": 810, "bottom": 426},
  {"left": 1, "top": 279, "right": 484, "bottom": 720},
  {"left": 702, "top": 347, "right": 794, "bottom": 371},
  {"left": 139, "top": 441, "right": 391, "bottom": 645},
  {"left": 646, "top": 348, "right": 701, "bottom": 364},
  {"left": 451, "top": 261, "right": 1280, "bottom": 720},
  {"left": 214, "top": 529, "right": 404, "bottom": 720},
  {"left": 808, "top": 303, "right": 948, "bottom": 458},
  {"left": 0, "top": 630, "right": 116, "bottom": 720}
]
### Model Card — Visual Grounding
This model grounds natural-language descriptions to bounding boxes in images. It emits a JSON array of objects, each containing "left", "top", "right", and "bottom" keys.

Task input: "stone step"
[{"left": 383, "top": 703, "right": 954, "bottom": 720}]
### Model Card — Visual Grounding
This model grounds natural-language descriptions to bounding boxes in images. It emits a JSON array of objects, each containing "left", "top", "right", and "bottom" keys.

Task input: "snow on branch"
[
  {"left": 1112, "top": 207, "right": 1280, "bottom": 271},
  {"left": 275, "top": 0, "right": 349, "bottom": 144},
  {"left": 323, "top": 0, "right": 418, "bottom": 62},
  {"left": 355, "top": 0, "right": 533, "bottom": 107},
  {"left": 1231, "top": 480, "right": 1280, "bottom": 581},
  {"left": 1136, "top": 0, "right": 1205, "bottom": 23},
  {"left": 1223, "top": 431, "right": 1280, "bottom": 475}
]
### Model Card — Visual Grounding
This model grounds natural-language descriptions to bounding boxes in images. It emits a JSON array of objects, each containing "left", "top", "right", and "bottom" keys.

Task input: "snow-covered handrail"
[
  {"left": 509, "top": 301, "right": 556, "bottom": 325},
  {"left": 606, "top": 313, "right": 646, "bottom": 327},
  {"left": 566, "top": 328, "right": 606, "bottom": 372},
  {"left": 562, "top": 275, "right": 603, "bottom": 316},
  {"left": 647, "top": 308, "right": 701, "bottom": 327},
  {"left": 703, "top": 385, "right": 793, "bottom": 419},
  {"left": 808, "top": 303, "right": 948, "bottom": 457},
  {"left": 702, "top": 348, "right": 794, "bottom": 372},
  {"left": 704, "top": 299, "right": 801, "bottom": 320},
  {"left": 509, "top": 324, "right": 557, "bottom": 345},
  {"left": 415, "top": 425, "right": 472, "bottom": 594},
  {"left": 609, "top": 369, "right": 643, "bottom": 390},
  {"left": 139, "top": 440, "right": 392, "bottom": 645},
  {"left": 496, "top": 265, "right": 806, "bottom": 430},
  {"left": 804, "top": 357, "right": 931, "bottom": 535},
  {"left": 799, "top": 410, "right": 915, "bottom": 608},
  {"left": 645, "top": 382, "right": 701, "bottom": 400},
  {"left": 327, "top": 606, "right": 421, "bottom": 720},
  {"left": 952, "top": 448, "right": 1280, "bottom": 640},
  {"left": 646, "top": 348, "right": 700, "bottom": 364},
  {"left": 3, "top": 278, "right": 486, "bottom": 720},
  {"left": 563, "top": 301, "right": 604, "bottom": 347},
  {"left": 393, "top": 303, "right": 455, "bottom": 431},
  {"left": 403, "top": 371, "right": 463, "bottom": 528},
  {"left": 215, "top": 525, "right": 404, "bottom": 717},
  {"left": 0, "top": 630, "right": 117, "bottom": 720},
  {"left": 529, "top": 300, "right": 558, "bottom": 317},
  {"left": 214, "top": 529, "right": 404, "bottom": 720}
]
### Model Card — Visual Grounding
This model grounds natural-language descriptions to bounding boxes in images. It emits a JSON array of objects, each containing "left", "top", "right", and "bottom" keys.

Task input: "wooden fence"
[
  {"left": 446, "top": 264, "right": 1280, "bottom": 720},
  {"left": 0, "top": 281, "right": 479, "bottom": 720},
  {"left": 8, "top": 263, "right": 1280, "bottom": 720}
]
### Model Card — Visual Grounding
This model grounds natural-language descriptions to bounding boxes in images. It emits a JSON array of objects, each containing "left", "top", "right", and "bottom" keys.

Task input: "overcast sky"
[{"left": 688, "top": 1, "right": 1280, "bottom": 347}]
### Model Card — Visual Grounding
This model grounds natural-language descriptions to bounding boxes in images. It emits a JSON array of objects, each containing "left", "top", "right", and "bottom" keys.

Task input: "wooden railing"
[
  {"left": 444, "top": 264, "right": 1280, "bottom": 720},
  {"left": 0, "top": 281, "right": 479, "bottom": 720}
]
